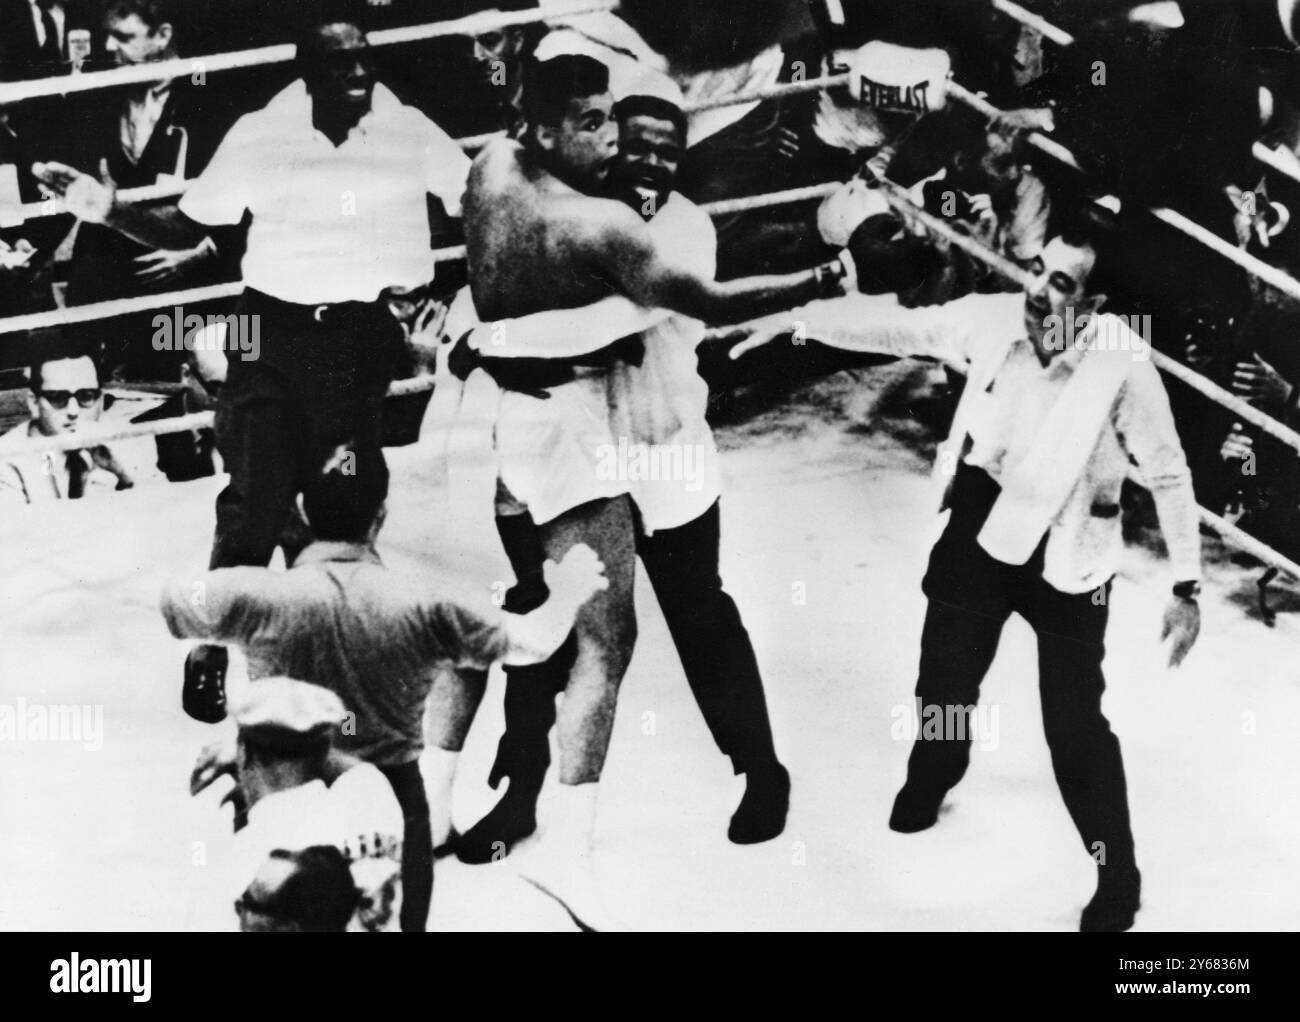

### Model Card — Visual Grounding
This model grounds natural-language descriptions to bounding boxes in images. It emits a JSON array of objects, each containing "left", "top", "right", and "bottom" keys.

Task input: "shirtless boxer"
[
  {"left": 453, "top": 90, "right": 791, "bottom": 873},
  {"left": 460, "top": 55, "right": 856, "bottom": 925}
]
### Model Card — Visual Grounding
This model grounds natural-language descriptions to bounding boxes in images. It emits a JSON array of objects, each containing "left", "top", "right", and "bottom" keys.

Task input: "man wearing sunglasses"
[{"left": 0, "top": 347, "right": 142, "bottom": 502}]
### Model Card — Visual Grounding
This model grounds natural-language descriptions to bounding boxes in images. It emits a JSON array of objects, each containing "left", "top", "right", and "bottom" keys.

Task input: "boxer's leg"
[
  {"left": 516, "top": 495, "right": 636, "bottom": 931},
  {"left": 541, "top": 495, "right": 638, "bottom": 784}
]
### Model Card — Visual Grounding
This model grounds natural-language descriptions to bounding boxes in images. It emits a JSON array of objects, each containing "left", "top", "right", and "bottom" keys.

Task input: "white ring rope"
[
  {"left": 16, "top": 74, "right": 855, "bottom": 222},
  {"left": 0, "top": 1, "right": 622, "bottom": 105},
  {"left": 0, "top": 190, "right": 843, "bottom": 337},
  {"left": 991, "top": 0, "right": 1300, "bottom": 187},
  {"left": 2, "top": 372, "right": 438, "bottom": 458},
  {"left": 710, "top": 176, "right": 1300, "bottom": 580},
  {"left": 11, "top": 171, "right": 1300, "bottom": 585},
  {"left": 992, "top": 0, "right": 1076, "bottom": 47},
  {"left": 944, "top": 81, "right": 1300, "bottom": 305}
]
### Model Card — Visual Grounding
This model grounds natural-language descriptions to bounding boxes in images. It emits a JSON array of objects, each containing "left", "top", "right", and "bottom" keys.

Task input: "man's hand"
[
  {"left": 997, "top": 107, "right": 1055, "bottom": 134},
  {"left": 32, "top": 159, "right": 116, "bottom": 224},
  {"left": 543, "top": 543, "right": 608, "bottom": 609},
  {"left": 0, "top": 237, "right": 35, "bottom": 271},
  {"left": 1221, "top": 428, "right": 1254, "bottom": 463},
  {"left": 133, "top": 242, "right": 213, "bottom": 285},
  {"left": 190, "top": 730, "right": 238, "bottom": 795},
  {"left": 89, "top": 444, "right": 134, "bottom": 489},
  {"left": 1232, "top": 353, "right": 1294, "bottom": 412},
  {"left": 1160, "top": 596, "right": 1201, "bottom": 668}
]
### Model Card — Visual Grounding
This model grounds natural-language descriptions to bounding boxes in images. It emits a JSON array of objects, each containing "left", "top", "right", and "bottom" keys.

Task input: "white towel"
[{"left": 977, "top": 332, "right": 1131, "bottom": 565}]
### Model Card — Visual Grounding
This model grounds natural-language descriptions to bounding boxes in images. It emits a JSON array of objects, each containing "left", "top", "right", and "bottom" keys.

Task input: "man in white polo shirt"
[{"left": 35, "top": 1, "right": 471, "bottom": 723}]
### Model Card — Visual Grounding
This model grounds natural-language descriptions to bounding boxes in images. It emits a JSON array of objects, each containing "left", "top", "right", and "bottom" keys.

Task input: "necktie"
[
  {"left": 64, "top": 451, "right": 86, "bottom": 499},
  {"left": 37, "top": 1, "right": 61, "bottom": 61}
]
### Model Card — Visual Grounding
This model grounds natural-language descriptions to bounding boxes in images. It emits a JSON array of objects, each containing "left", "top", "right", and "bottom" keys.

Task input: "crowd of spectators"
[{"left": 4, "top": 0, "right": 1300, "bottom": 571}]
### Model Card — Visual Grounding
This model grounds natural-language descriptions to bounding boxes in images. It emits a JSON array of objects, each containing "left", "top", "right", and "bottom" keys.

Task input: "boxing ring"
[{"left": 2, "top": 1, "right": 1299, "bottom": 931}]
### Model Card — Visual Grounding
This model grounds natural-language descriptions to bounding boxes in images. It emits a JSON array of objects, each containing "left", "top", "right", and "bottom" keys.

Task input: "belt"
[{"left": 242, "top": 288, "right": 401, "bottom": 326}]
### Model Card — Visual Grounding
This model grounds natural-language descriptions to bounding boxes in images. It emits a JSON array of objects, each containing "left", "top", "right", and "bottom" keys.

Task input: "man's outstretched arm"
[
  {"left": 595, "top": 214, "right": 854, "bottom": 325},
  {"left": 33, "top": 160, "right": 211, "bottom": 251}
]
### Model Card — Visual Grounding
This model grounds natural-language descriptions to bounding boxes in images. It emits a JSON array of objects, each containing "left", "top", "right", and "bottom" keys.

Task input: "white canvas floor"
[{"left": 2, "top": 366, "right": 1298, "bottom": 931}]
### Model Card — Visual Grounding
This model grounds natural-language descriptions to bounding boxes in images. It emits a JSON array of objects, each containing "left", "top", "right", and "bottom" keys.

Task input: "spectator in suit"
[
  {"left": 0, "top": 0, "right": 93, "bottom": 80},
  {"left": 0, "top": 337, "right": 153, "bottom": 501},
  {"left": 58, "top": 0, "right": 243, "bottom": 378}
]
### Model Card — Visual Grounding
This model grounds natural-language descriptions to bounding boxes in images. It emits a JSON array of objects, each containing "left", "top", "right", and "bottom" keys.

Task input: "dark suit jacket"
[
  {"left": 130, "top": 391, "right": 217, "bottom": 482},
  {"left": 0, "top": 0, "right": 95, "bottom": 81},
  {"left": 64, "top": 78, "right": 245, "bottom": 305}
]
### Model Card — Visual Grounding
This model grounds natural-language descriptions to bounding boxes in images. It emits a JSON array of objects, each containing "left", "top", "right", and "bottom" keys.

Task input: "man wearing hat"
[{"left": 165, "top": 450, "right": 609, "bottom": 931}]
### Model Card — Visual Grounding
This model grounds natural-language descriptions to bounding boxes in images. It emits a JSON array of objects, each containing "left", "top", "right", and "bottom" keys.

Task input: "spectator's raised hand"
[
  {"left": 1221, "top": 428, "right": 1254, "bottom": 463},
  {"left": 1232, "top": 353, "right": 1293, "bottom": 412},
  {"left": 0, "top": 237, "right": 35, "bottom": 271},
  {"left": 31, "top": 159, "right": 116, "bottom": 224},
  {"left": 997, "top": 107, "right": 1055, "bottom": 135}
]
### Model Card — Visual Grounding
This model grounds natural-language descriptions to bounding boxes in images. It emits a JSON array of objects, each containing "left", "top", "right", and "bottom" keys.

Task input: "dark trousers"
[
  {"left": 209, "top": 289, "right": 402, "bottom": 569},
  {"left": 489, "top": 500, "right": 780, "bottom": 785},
  {"left": 376, "top": 760, "right": 433, "bottom": 933},
  {"left": 908, "top": 464, "right": 1136, "bottom": 869}
]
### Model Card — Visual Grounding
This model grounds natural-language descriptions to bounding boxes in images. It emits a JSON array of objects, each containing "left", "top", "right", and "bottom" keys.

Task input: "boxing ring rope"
[
  {"left": 0, "top": 0, "right": 623, "bottom": 105},
  {"left": 0, "top": 186, "right": 851, "bottom": 336},
  {"left": 15, "top": 73, "right": 856, "bottom": 222},
  {"left": 988, "top": 0, "right": 1300, "bottom": 188},
  {"left": 9, "top": 174, "right": 1300, "bottom": 586},
  {"left": 714, "top": 172, "right": 1300, "bottom": 583},
  {"left": 3, "top": 5, "right": 1299, "bottom": 581},
  {"left": 944, "top": 80, "right": 1300, "bottom": 304}
]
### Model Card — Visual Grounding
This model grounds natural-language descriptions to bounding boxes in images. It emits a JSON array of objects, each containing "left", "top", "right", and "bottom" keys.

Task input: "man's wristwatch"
[
  {"left": 1172, "top": 580, "right": 1201, "bottom": 602},
  {"left": 812, "top": 250, "right": 858, "bottom": 299}
]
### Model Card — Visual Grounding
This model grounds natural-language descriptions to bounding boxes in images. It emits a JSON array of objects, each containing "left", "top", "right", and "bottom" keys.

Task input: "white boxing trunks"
[{"left": 493, "top": 367, "right": 630, "bottom": 526}]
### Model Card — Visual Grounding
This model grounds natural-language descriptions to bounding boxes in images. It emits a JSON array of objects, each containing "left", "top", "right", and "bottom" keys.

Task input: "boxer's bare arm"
[
  {"left": 32, "top": 160, "right": 210, "bottom": 250},
  {"left": 589, "top": 209, "right": 837, "bottom": 324}
]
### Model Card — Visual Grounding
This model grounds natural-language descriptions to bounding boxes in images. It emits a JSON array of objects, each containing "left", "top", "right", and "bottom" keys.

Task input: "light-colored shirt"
[
  {"left": 180, "top": 81, "right": 470, "bottom": 304},
  {"left": 28, "top": 0, "right": 65, "bottom": 52},
  {"left": 606, "top": 192, "right": 722, "bottom": 532},
  {"left": 160, "top": 540, "right": 511, "bottom": 765},
  {"left": 120, "top": 81, "right": 171, "bottom": 165},
  {"left": 777, "top": 290, "right": 1202, "bottom": 593},
  {"left": 0, "top": 422, "right": 158, "bottom": 503},
  {"left": 198, "top": 767, "right": 404, "bottom": 932}
]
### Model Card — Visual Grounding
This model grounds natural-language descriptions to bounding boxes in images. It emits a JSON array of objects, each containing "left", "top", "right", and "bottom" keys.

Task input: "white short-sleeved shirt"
[
  {"left": 606, "top": 193, "right": 722, "bottom": 532},
  {"left": 208, "top": 767, "right": 405, "bottom": 932},
  {"left": 180, "top": 80, "right": 470, "bottom": 304}
]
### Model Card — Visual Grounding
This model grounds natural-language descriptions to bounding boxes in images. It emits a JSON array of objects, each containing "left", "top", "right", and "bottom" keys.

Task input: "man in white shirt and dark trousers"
[
  {"left": 455, "top": 92, "right": 790, "bottom": 865},
  {"left": 766, "top": 220, "right": 1203, "bottom": 932},
  {"left": 37, "top": 1, "right": 473, "bottom": 724}
]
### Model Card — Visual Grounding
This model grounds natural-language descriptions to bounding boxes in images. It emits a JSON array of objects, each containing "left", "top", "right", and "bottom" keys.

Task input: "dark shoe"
[
  {"left": 455, "top": 784, "right": 540, "bottom": 865},
  {"left": 728, "top": 763, "right": 790, "bottom": 844},
  {"left": 433, "top": 828, "right": 460, "bottom": 861},
  {"left": 888, "top": 781, "right": 944, "bottom": 833},
  {"left": 1081, "top": 867, "right": 1141, "bottom": 933},
  {"left": 183, "top": 644, "right": 228, "bottom": 724}
]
